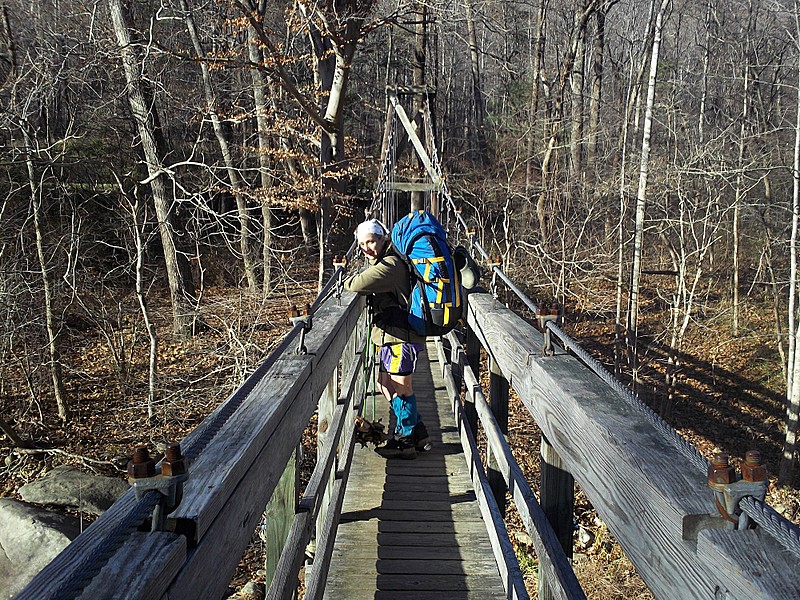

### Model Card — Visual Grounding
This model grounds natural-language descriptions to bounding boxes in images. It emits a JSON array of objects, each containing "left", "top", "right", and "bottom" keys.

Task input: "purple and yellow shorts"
[{"left": 378, "top": 343, "right": 425, "bottom": 376}]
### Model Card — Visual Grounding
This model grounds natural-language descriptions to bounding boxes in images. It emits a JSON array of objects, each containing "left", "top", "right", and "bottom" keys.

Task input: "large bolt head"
[
  {"left": 127, "top": 446, "right": 156, "bottom": 479},
  {"left": 161, "top": 457, "right": 187, "bottom": 476}
]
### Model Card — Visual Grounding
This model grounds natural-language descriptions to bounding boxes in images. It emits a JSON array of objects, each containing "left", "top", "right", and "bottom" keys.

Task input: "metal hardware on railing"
[
  {"left": 289, "top": 304, "right": 313, "bottom": 355},
  {"left": 536, "top": 304, "right": 562, "bottom": 357},
  {"left": 127, "top": 444, "right": 189, "bottom": 532},
  {"left": 707, "top": 452, "right": 768, "bottom": 530},
  {"left": 333, "top": 256, "right": 347, "bottom": 302}
]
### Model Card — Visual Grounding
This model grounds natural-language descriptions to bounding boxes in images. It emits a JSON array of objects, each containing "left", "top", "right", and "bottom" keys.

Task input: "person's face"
[{"left": 359, "top": 234, "right": 385, "bottom": 259}]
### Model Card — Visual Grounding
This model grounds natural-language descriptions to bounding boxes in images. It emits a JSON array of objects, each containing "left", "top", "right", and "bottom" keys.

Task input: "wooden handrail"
[
  {"left": 17, "top": 291, "right": 364, "bottom": 600},
  {"left": 464, "top": 292, "right": 800, "bottom": 600}
]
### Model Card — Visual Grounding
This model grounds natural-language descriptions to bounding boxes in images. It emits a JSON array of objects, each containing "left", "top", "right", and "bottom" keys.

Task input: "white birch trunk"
[{"left": 628, "top": 0, "right": 670, "bottom": 383}]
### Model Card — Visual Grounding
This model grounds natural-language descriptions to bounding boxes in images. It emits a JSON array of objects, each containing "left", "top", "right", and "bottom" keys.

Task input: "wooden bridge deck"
[{"left": 323, "top": 341, "right": 508, "bottom": 600}]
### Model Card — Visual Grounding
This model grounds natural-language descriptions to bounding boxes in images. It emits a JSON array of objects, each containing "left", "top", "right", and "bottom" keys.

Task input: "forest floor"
[{"left": 1, "top": 254, "right": 798, "bottom": 599}]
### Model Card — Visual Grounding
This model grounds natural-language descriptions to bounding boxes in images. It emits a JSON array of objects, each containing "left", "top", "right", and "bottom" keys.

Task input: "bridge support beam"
[
  {"left": 487, "top": 356, "right": 509, "bottom": 519},
  {"left": 538, "top": 437, "right": 575, "bottom": 600},
  {"left": 263, "top": 449, "right": 298, "bottom": 589},
  {"left": 463, "top": 324, "right": 480, "bottom": 434}
]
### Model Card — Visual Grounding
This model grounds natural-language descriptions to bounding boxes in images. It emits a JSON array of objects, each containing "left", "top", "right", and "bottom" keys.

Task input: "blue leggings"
[{"left": 390, "top": 393, "right": 418, "bottom": 438}]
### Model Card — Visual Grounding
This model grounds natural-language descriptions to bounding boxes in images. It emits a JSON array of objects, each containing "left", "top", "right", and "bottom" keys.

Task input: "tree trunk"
[
  {"left": 181, "top": 0, "right": 256, "bottom": 293},
  {"left": 109, "top": 0, "right": 194, "bottom": 338},
  {"left": 125, "top": 189, "right": 158, "bottom": 420},
  {"left": 536, "top": 0, "right": 601, "bottom": 242},
  {"left": 781, "top": 2, "right": 800, "bottom": 486},
  {"left": 464, "top": 0, "right": 487, "bottom": 163},
  {"left": 628, "top": 0, "right": 670, "bottom": 385},
  {"left": 586, "top": 3, "right": 606, "bottom": 174},
  {"left": 22, "top": 129, "right": 69, "bottom": 423},
  {"left": 569, "top": 1, "right": 586, "bottom": 179},
  {"left": 247, "top": 23, "right": 274, "bottom": 296},
  {"left": 525, "top": 0, "right": 546, "bottom": 191},
  {"left": 733, "top": 4, "right": 754, "bottom": 336}
]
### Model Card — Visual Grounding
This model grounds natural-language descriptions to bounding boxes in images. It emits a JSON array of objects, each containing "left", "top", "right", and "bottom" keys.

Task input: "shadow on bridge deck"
[{"left": 323, "top": 341, "right": 508, "bottom": 600}]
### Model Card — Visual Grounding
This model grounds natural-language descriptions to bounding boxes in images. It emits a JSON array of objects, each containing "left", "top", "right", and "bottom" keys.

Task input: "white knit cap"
[{"left": 355, "top": 219, "right": 386, "bottom": 241}]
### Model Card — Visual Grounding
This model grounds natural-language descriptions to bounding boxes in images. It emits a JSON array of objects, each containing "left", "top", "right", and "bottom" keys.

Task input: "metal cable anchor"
[
  {"left": 127, "top": 444, "right": 189, "bottom": 532},
  {"left": 333, "top": 256, "right": 347, "bottom": 303},
  {"left": 537, "top": 303, "right": 562, "bottom": 356},
  {"left": 289, "top": 304, "right": 313, "bottom": 354},
  {"left": 708, "top": 451, "right": 768, "bottom": 529},
  {"left": 487, "top": 255, "right": 502, "bottom": 308}
]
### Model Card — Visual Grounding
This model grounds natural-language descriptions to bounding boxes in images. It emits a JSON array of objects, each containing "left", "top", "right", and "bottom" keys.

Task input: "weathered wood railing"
[
  {"left": 17, "top": 290, "right": 366, "bottom": 600},
  {"left": 461, "top": 291, "right": 800, "bottom": 600},
  {"left": 17, "top": 287, "right": 799, "bottom": 600}
]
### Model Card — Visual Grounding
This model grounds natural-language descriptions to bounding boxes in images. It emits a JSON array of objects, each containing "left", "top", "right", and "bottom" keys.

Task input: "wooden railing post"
[
  {"left": 487, "top": 356, "right": 509, "bottom": 518},
  {"left": 314, "top": 370, "right": 338, "bottom": 561},
  {"left": 463, "top": 324, "right": 480, "bottom": 434},
  {"left": 538, "top": 435, "right": 575, "bottom": 600},
  {"left": 263, "top": 450, "right": 297, "bottom": 590}
]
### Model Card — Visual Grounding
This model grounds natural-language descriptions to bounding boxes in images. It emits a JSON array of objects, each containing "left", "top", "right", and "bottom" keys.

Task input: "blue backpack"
[{"left": 391, "top": 211, "right": 462, "bottom": 336}]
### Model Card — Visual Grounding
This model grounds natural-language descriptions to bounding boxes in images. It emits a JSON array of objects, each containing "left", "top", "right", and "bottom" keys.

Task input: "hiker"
[{"left": 344, "top": 218, "right": 432, "bottom": 459}]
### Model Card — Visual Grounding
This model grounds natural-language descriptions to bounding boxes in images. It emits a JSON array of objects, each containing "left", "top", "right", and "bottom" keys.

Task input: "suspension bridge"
[{"left": 14, "top": 90, "right": 800, "bottom": 600}]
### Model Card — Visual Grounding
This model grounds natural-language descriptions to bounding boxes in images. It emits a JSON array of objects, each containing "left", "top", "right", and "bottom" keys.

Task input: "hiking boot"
[
  {"left": 412, "top": 421, "right": 433, "bottom": 452},
  {"left": 375, "top": 437, "right": 417, "bottom": 460}
]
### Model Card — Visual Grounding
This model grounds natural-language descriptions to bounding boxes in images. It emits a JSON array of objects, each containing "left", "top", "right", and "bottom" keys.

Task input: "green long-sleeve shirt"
[{"left": 344, "top": 244, "right": 426, "bottom": 346}]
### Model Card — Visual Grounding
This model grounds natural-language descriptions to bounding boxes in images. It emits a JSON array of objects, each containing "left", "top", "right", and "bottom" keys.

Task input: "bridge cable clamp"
[
  {"left": 537, "top": 304, "right": 562, "bottom": 356},
  {"left": 707, "top": 451, "right": 768, "bottom": 529},
  {"left": 333, "top": 256, "right": 347, "bottom": 303},
  {"left": 487, "top": 256, "right": 502, "bottom": 308},
  {"left": 288, "top": 304, "right": 313, "bottom": 354},
  {"left": 128, "top": 444, "right": 189, "bottom": 532}
]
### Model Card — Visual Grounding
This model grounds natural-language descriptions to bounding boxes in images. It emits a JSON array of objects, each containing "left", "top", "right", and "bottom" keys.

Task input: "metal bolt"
[
  {"left": 128, "top": 446, "right": 156, "bottom": 479},
  {"left": 708, "top": 453, "right": 736, "bottom": 485},
  {"left": 161, "top": 442, "right": 187, "bottom": 477},
  {"left": 741, "top": 450, "right": 768, "bottom": 483}
]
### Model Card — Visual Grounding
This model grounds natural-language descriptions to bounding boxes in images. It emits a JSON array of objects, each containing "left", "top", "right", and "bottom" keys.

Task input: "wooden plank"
[
  {"left": 326, "top": 573, "right": 506, "bottom": 592},
  {"left": 338, "top": 520, "right": 489, "bottom": 534},
  {"left": 385, "top": 181, "right": 439, "bottom": 192},
  {"left": 332, "top": 545, "right": 483, "bottom": 560},
  {"left": 697, "top": 528, "right": 800, "bottom": 599},
  {"left": 171, "top": 291, "right": 363, "bottom": 542},
  {"left": 325, "top": 339, "right": 507, "bottom": 600},
  {"left": 263, "top": 452, "right": 297, "bottom": 589},
  {"left": 452, "top": 333, "right": 585, "bottom": 600},
  {"left": 437, "top": 343, "right": 529, "bottom": 600},
  {"left": 465, "top": 292, "right": 800, "bottom": 599},
  {"left": 162, "top": 295, "right": 364, "bottom": 599},
  {"left": 81, "top": 532, "right": 186, "bottom": 600},
  {"left": 326, "top": 558, "right": 501, "bottom": 575}
]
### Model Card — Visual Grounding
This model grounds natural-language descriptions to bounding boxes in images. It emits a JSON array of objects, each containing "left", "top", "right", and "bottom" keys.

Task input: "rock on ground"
[
  {"left": 18, "top": 464, "right": 128, "bottom": 515},
  {"left": 0, "top": 498, "right": 82, "bottom": 599}
]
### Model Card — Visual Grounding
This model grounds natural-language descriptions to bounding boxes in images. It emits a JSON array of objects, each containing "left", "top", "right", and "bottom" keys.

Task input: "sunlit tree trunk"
[
  {"left": 780, "top": 1, "right": 800, "bottom": 486},
  {"left": 628, "top": 0, "right": 670, "bottom": 386}
]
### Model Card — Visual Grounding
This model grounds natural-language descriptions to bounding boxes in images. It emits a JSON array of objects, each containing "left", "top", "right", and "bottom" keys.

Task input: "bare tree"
[
  {"left": 628, "top": 0, "right": 670, "bottom": 386},
  {"left": 109, "top": 0, "right": 196, "bottom": 338}
]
